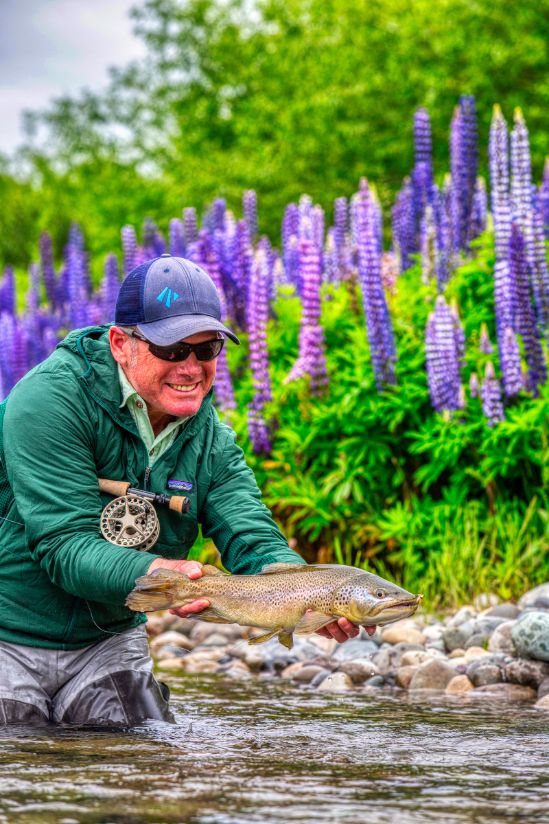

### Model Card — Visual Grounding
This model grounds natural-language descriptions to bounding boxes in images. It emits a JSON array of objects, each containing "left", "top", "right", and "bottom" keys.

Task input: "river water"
[{"left": 0, "top": 675, "right": 547, "bottom": 824}]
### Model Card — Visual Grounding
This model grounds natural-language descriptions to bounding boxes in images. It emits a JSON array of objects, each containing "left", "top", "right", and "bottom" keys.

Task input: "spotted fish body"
[{"left": 125, "top": 563, "right": 422, "bottom": 649}]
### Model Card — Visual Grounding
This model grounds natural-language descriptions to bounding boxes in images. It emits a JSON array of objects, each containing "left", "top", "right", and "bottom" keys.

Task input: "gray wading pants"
[{"left": 0, "top": 626, "right": 174, "bottom": 726}]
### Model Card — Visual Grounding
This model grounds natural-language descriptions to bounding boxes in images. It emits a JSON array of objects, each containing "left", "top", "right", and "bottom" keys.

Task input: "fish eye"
[{"left": 375, "top": 589, "right": 385, "bottom": 599}]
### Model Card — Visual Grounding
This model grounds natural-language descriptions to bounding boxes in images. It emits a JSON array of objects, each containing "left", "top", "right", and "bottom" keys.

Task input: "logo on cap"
[{"left": 156, "top": 287, "right": 180, "bottom": 309}]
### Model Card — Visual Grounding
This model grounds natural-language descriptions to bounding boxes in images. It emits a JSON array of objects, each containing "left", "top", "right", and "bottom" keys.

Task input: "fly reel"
[{"left": 100, "top": 494, "right": 160, "bottom": 551}]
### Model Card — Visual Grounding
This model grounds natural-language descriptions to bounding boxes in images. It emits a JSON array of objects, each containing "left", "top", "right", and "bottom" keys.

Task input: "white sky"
[{"left": 0, "top": 0, "right": 145, "bottom": 155}]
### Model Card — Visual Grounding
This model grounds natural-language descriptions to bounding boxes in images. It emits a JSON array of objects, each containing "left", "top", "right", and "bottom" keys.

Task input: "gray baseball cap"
[{"left": 115, "top": 254, "right": 240, "bottom": 346}]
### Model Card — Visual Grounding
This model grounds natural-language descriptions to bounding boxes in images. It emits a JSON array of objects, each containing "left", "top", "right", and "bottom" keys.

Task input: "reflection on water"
[{"left": 0, "top": 677, "right": 548, "bottom": 823}]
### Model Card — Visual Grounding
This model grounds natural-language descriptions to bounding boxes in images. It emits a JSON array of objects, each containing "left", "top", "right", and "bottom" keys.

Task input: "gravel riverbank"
[{"left": 146, "top": 582, "right": 549, "bottom": 709}]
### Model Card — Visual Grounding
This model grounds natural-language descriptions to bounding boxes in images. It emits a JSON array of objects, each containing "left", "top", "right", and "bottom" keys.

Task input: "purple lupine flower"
[
  {"left": 499, "top": 326, "right": 524, "bottom": 397},
  {"left": 0, "top": 312, "right": 16, "bottom": 397},
  {"left": 411, "top": 160, "right": 433, "bottom": 249},
  {"left": 102, "top": 254, "right": 120, "bottom": 323},
  {"left": 39, "top": 232, "right": 57, "bottom": 309},
  {"left": 355, "top": 182, "right": 397, "bottom": 389},
  {"left": 27, "top": 263, "right": 40, "bottom": 316},
  {"left": 282, "top": 203, "right": 300, "bottom": 286},
  {"left": 0, "top": 266, "right": 15, "bottom": 315},
  {"left": 285, "top": 233, "right": 328, "bottom": 394},
  {"left": 333, "top": 197, "right": 348, "bottom": 279},
  {"left": 540, "top": 157, "right": 549, "bottom": 240},
  {"left": 143, "top": 218, "right": 165, "bottom": 257},
  {"left": 425, "top": 296, "right": 462, "bottom": 413},
  {"left": 169, "top": 219, "right": 186, "bottom": 257},
  {"left": 469, "top": 372, "right": 480, "bottom": 398},
  {"left": 509, "top": 223, "right": 547, "bottom": 393},
  {"left": 433, "top": 183, "right": 452, "bottom": 290},
  {"left": 481, "top": 361, "right": 505, "bottom": 426},
  {"left": 205, "top": 198, "right": 226, "bottom": 233},
  {"left": 229, "top": 220, "right": 253, "bottom": 330},
  {"left": 451, "top": 300, "right": 466, "bottom": 367},
  {"left": 489, "top": 105, "right": 512, "bottom": 263},
  {"left": 121, "top": 225, "right": 138, "bottom": 276},
  {"left": 392, "top": 178, "right": 416, "bottom": 272},
  {"left": 243, "top": 190, "right": 258, "bottom": 239},
  {"left": 450, "top": 96, "right": 478, "bottom": 254},
  {"left": 201, "top": 249, "right": 236, "bottom": 413},
  {"left": 12, "top": 320, "right": 29, "bottom": 385},
  {"left": 468, "top": 178, "right": 488, "bottom": 243},
  {"left": 420, "top": 204, "right": 436, "bottom": 284},
  {"left": 511, "top": 109, "right": 537, "bottom": 278},
  {"left": 247, "top": 250, "right": 272, "bottom": 453},
  {"left": 183, "top": 207, "right": 198, "bottom": 246},
  {"left": 68, "top": 223, "right": 92, "bottom": 296},
  {"left": 531, "top": 188, "right": 549, "bottom": 331},
  {"left": 479, "top": 323, "right": 494, "bottom": 354},
  {"left": 66, "top": 244, "right": 91, "bottom": 330},
  {"left": 414, "top": 107, "right": 433, "bottom": 180}
]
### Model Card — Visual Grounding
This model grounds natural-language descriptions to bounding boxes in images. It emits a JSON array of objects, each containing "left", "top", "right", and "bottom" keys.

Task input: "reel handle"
[
  {"left": 98, "top": 478, "right": 190, "bottom": 514},
  {"left": 98, "top": 478, "right": 129, "bottom": 497}
]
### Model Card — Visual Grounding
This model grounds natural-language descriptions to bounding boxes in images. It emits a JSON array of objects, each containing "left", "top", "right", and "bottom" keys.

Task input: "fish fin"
[
  {"left": 201, "top": 564, "right": 230, "bottom": 576},
  {"left": 189, "top": 607, "right": 233, "bottom": 624},
  {"left": 294, "top": 611, "right": 333, "bottom": 635},
  {"left": 259, "top": 563, "right": 364, "bottom": 575},
  {"left": 247, "top": 628, "right": 280, "bottom": 645},
  {"left": 278, "top": 630, "right": 294, "bottom": 650},
  {"left": 125, "top": 569, "right": 184, "bottom": 613}
]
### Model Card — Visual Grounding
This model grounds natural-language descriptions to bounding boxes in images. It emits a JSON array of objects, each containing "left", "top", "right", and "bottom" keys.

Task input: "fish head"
[{"left": 335, "top": 572, "right": 422, "bottom": 626}]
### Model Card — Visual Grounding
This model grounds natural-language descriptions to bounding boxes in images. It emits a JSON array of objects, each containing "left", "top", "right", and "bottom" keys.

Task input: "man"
[{"left": 0, "top": 254, "right": 364, "bottom": 727}]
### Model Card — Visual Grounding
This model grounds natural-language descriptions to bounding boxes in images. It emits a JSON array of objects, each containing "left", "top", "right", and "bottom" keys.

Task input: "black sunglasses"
[{"left": 128, "top": 330, "right": 224, "bottom": 362}]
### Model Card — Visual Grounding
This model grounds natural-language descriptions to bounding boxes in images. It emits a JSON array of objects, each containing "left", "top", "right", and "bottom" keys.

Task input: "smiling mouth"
[{"left": 168, "top": 382, "right": 199, "bottom": 393}]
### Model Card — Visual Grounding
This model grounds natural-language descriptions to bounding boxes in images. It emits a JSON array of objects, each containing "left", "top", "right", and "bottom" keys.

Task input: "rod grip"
[
  {"left": 98, "top": 478, "right": 130, "bottom": 498},
  {"left": 168, "top": 495, "right": 190, "bottom": 514}
]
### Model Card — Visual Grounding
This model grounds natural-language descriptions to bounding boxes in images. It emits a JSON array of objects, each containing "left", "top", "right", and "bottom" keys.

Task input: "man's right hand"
[{"left": 146, "top": 558, "right": 210, "bottom": 617}]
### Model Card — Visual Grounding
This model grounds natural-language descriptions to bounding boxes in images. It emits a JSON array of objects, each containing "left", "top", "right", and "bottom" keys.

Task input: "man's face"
[{"left": 110, "top": 328, "right": 219, "bottom": 426}]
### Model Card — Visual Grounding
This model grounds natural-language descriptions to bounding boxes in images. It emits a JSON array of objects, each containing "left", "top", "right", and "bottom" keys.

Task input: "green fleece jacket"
[{"left": 0, "top": 326, "right": 303, "bottom": 649}]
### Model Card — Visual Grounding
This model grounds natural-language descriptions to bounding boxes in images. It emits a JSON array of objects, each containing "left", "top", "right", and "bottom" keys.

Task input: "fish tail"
[{"left": 125, "top": 569, "right": 188, "bottom": 613}]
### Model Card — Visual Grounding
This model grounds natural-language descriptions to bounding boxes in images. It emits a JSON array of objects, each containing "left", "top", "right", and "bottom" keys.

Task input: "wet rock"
[
  {"left": 396, "top": 665, "right": 419, "bottom": 689},
  {"left": 448, "top": 648, "right": 466, "bottom": 659},
  {"left": 503, "top": 659, "right": 549, "bottom": 689},
  {"left": 380, "top": 623, "right": 426, "bottom": 646},
  {"left": 373, "top": 642, "right": 425, "bottom": 673},
  {"left": 150, "top": 631, "right": 194, "bottom": 654},
  {"left": 156, "top": 657, "right": 186, "bottom": 671},
  {"left": 518, "top": 583, "right": 549, "bottom": 609},
  {"left": 464, "top": 632, "right": 491, "bottom": 649},
  {"left": 182, "top": 657, "right": 219, "bottom": 674},
  {"left": 535, "top": 694, "right": 549, "bottom": 710},
  {"left": 316, "top": 672, "right": 354, "bottom": 692},
  {"left": 425, "top": 639, "right": 447, "bottom": 653},
  {"left": 469, "top": 683, "right": 537, "bottom": 702},
  {"left": 422, "top": 624, "right": 444, "bottom": 641},
  {"left": 146, "top": 613, "right": 177, "bottom": 637},
  {"left": 466, "top": 659, "right": 504, "bottom": 687},
  {"left": 537, "top": 678, "right": 549, "bottom": 700},
  {"left": 445, "top": 675, "right": 474, "bottom": 694},
  {"left": 331, "top": 638, "right": 378, "bottom": 661},
  {"left": 310, "top": 668, "right": 333, "bottom": 688},
  {"left": 190, "top": 622, "right": 244, "bottom": 645},
  {"left": 365, "top": 675, "right": 385, "bottom": 688},
  {"left": 155, "top": 644, "right": 190, "bottom": 661},
  {"left": 488, "top": 621, "right": 517, "bottom": 655},
  {"left": 484, "top": 603, "right": 521, "bottom": 620},
  {"left": 217, "top": 660, "right": 252, "bottom": 679},
  {"left": 400, "top": 650, "right": 440, "bottom": 667},
  {"left": 511, "top": 611, "right": 549, "bottom": 661},
  {"left": 447, "top": 607, "right": 476, "bottom": 628},
  {"left": 280, "top": 662, "right": 306, "bottom": 680},
  {"left": 443, "top": 621, "right": 475, "bottom": 652},
  {"left": 306, "top": 635, "right": 337, "bottom": 655},
  {"left": 409, "top": 659, "right": 456, "bottom": 691},
  {"left": 199, "top": 632, "right": 237, "bottom": 647},
  {"left": 337, "top": 659, "right": 379, "bottom": 684},
  {"left": 463, "top": 646, "right": 490, "bottom": 662},
  {"left": 293, "top": 665, "right": 328, "bottom": 684}
]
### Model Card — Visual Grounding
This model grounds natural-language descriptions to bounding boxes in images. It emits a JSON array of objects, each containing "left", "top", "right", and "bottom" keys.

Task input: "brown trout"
[{"left": 125, "top": 563, "right": 422, "bottom": 649}]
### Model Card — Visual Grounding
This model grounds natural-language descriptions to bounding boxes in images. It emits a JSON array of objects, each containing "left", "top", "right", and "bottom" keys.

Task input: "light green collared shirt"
[{"left": 117, "top": 365, "right": 190, "bottom": 464}]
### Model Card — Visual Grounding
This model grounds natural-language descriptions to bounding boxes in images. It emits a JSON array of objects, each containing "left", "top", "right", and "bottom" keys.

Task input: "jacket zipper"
[{"left": 143, "top": 466, "right": 152, "bottom": 490}]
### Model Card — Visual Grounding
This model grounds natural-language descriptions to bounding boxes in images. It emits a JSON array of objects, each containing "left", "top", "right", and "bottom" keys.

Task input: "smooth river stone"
[
  {"left": 511, "top": 611, "right": 549, "bottom": 661},
  {"left": 488, "top": 621, "right": 517, "bottom": 655},
  {"left": 150, "top": 631, "right": 194, "bottom": 654},
  {"left": 331, "top": 638, "right": 379, "bottom": 661},
  {"left": 503, "top": 658, "right": 549, "bottom": 689},
  {"left": 380, "top": 623, "right": 426, "bottom": 646},
  {"left": 316, "top": 672, "right": 354, "bottom": 692},
  {"left": 535, "top": 694, "right": 549, "bottom": 710},
  {"left": 484, "top": 603, "right": 521, "bottom": 620},
  {"left": 155, "top": 644, "right": 189, "bottom": 661},
  {"left": 190, "top": 622, "right": 244, "bottom": 644},
  {"left": 292, "top": 665, "right": 328, "bottom": 684},
  {"left": 538, "top": 678, "right": 549, "bottom": 700},
  {"left": 518, "top": 582, "right": 549, "bottom": 609},
  {"left": 468, "top": 684, "right": 537, "bottom": 702},
  {"left": 445, "top": 675, "right": 474, "bottom": 694},
  {"left": 399, "top": 649, "right": 439, "bottom": 667},
  {"left": 395, "top": 665, "right": 418, "bottom": 689},
  {"left": 408, "top": 659, "right": 456, "bottom": 691},
  {"left": 465, "top": 659, "right": 504, "bottom": 687},
  {"left": 336, "top": 659, "right": 379, "bottom": 684},
  {"left": 442, "top": 621, "right": 475, "bottom": 652},
  {"left": 463, "top": 646, "right": 490, "bottom": 662},
  {"left": 156, "top": 657, "right": 186, "bottom": 671}
]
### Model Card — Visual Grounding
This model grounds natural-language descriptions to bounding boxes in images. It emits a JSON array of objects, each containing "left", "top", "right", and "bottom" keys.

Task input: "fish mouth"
[{"left": 372, "top": 594, "right": 423, "bottom": 616}]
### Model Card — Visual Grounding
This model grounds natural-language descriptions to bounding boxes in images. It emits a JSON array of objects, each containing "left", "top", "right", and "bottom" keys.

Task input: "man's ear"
[{"left": 109, "top": 326, "right": 130, "bottom": 366}]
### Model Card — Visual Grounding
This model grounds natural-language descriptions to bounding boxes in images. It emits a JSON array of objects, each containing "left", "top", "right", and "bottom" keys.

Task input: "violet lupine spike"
[
  {"left": 169, "top": 219, "right": 186, "bottom": 258},
  {"left": 493, "top": 257, "right": 517, "bottom": 344},
  {"left": 282, "top": 203, "right": 300, "bottom": 286},
  {"left": 500, "top": 326, "right": 524, "bottom": 397},
  {"left": 40, "top": 232, "right": 57, "bottom": 309},
  {"left": 392, "top": 178, "right": 415, "bottom": 273},
  {"left": 420, "top": 205, "right": 437, "bottom": 284},
  {"left": 243, "top": 190, "right": 258, "bottom": 239},
  {"left": 121, "top": 225, "right": 138, "bottom": 276},
  {"left": 27, "top": 263, "right": 40, "bottom": 316},
  {"left": 425, "top": 296, "right": 462, "bottom": 413},
  {"left": 66, "top": 245, "right": 91, "bottom": 330},
  {"left": 230, "top": 220, "right": 253, "bottom": 330},
  {"left": 469, "top": 372, "right": 480, "bottom": 398},
  {"left": 12, "top": 320, "right": 29, "bottom": 385},
  {"left": 333, "top": 197, "right": 348, "bottom": 279},
  {"left": 540, "top": 157, "right": 549, "bottom": 240},
  {"left": 489, "top": 105, "right": 512, "bottom": 263},
  {"left": 411, "top": 160, "right": 433, "bottom": 250},
  {"left": 481, "top": 361, "right": 505, "bottom": 426},
  {"left": 468, "top": 178, "right": 488, "bottom": 243},
  {"left": 210, "top": 198, "right": 226, "bottom": 233},
  {"left": 0, "top": 266, "right": 15, "bottom": 315},
  {"left": 510, "top": 109, "right": 536, "bottom": 275},
  {"left": 449, "top": 105, "right": 462, "bottom": 256},
  {"left": 0, "top": 312, "right": 16, "bottom": 397},
  {"left": 201, "top": 249, "right": 236, "bottom": 413},
  {"left": 433, "top": 184, "right": 451, "bottom": 290},
  {"left": 450, "top": 96, "right": 479, "bottom": 254},
  {"left": 531, "top": 189, "right": 549, "bottom": 331},
  {"left": 509, "top": 223, "right": 547, "bottom": 393},
  {"left": 450, "top": 301, "right": 466, "bottom": 367},
  {"left": 311, "top": 205, "right": 325, "bottom": 261},
  {"left": 102, "top": 254, "right": 120, "bottom": 323},
  {"left": 414, "top": 107, "right": 433, "bottom": 182},
  {"left": 355, "top": 184, "right": 397, "bottom": 390},
  {"left": 479, "top": 323, "right": 494, "bottom": 354},
  {"left": 247, "top": 250, "right": 272, "bottom": 454},
  {"left": 183, "top": 208, "right": 198, "bottom": 246}
]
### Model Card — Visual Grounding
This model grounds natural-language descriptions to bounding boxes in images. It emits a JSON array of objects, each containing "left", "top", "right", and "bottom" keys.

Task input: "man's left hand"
[{"left": 316, "top": 618, "right": 377, "bottom": 644}]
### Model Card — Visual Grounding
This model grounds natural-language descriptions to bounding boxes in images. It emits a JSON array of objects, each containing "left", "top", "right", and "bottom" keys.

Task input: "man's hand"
[
  {"left": 146, "top": 558, "right": 210, "bottom": 617},
  {"left": 315, "top": 617, "right": 377, "bottom": 644}
]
